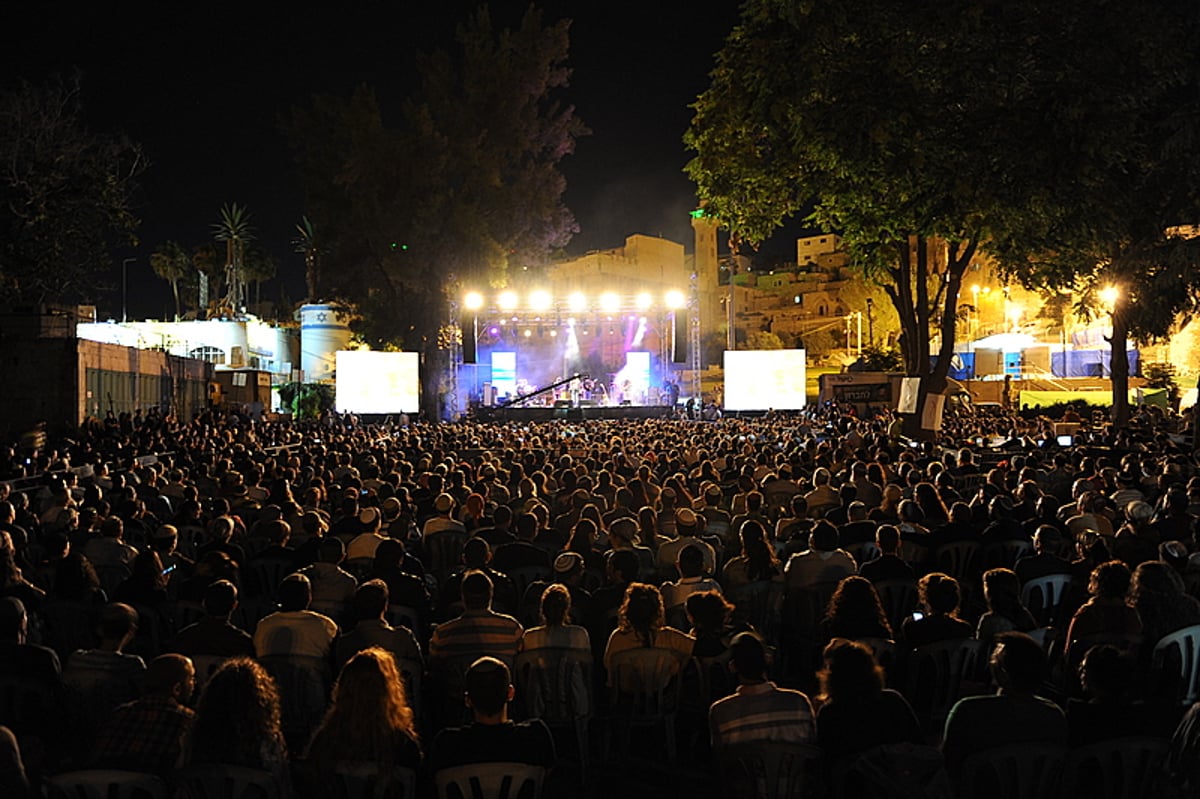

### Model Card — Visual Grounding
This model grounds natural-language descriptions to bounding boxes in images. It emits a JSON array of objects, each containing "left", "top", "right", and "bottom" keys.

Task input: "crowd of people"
[{"left": 0, "top": 399, "right": 1198, "bottom": 797}]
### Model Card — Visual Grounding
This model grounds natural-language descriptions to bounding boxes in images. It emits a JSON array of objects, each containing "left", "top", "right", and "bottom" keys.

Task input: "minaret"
[{"left": 691, "top": 209, "right": 720, "bottom": 340}]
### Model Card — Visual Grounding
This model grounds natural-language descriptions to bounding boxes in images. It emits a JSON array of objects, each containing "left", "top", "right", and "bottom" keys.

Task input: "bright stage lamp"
[
  {"left": 665, "top": 290, "right": 686, "bottom": 310},
  {"left": 529, "top": 290, "right": 552, "bottom": 311},
  {"left": 463, "top": 291, "right": 484, "bottom": 311},
  {"left": 568, "top": 292, "right": 587, "bottom": 312},
  {"left": 497, "top": 291, "right": 519, "bottom": 310},
  {"left": 1099, "top": 286, "right": 1120, "bottom": 307},
  {"left": 600, "top": 292, "right": 620, "bottom": 313},
  {"left": 636, "top": 292, "right": 653, "bottom": 310}
]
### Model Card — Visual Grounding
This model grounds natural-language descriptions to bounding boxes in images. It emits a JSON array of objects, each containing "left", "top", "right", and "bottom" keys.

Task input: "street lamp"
[{"left": 122, "top": 258, "right": 135, "bottom": 323}]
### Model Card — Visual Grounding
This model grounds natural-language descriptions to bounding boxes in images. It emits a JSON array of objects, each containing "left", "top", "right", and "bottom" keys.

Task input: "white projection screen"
[
  {"left": 335, "top": 350, "right": 420, "bottom": 414},
  {"left": 723, "top": 349, "right": 808, "bottom": 411}
]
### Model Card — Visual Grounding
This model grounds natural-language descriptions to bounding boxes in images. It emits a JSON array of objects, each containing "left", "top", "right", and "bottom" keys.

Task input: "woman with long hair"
[
  {"left": 976, "top": 568, "right": 1037, "bottom": 649},
  {"left": 1131, "top": 560, "right": 1200, "bottom": 652},
  {"left": 564, "top": 517, "right": 605, "bottom": 572},
  {"left": 820, "top": 576, "right": 893, "bottom": 643},
  {"left": 721, "top": 520, "right": 781, "bottom": 592},
  {"left": 1064, "top": 560, "right": 1142, "bottom": 668},
  {"left": 184, "top": 657, "right": 288, "bottom": 771},
  {"left": 305, "top": 647, "right": 421, "bottom": 770},
  {"left": 815, "top": 638, "right": 920, "bottom": 769},
  {"left": 902, "top": 572, "right": 972, "bottom": 647},
  {"left": 521, "top": 584, "right": 591, "bottom": 653},
  {"left": 603, "top": 583, "right": 694, "bottom": 680}
]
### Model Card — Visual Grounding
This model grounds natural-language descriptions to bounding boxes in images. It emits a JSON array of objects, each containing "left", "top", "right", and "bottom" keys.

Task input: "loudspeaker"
[
  {"left": 461, "top": 317, "right": 477, "bottom": 364},
  {"left": 672, "top": 312, "right": 688, "bottom": 363}
]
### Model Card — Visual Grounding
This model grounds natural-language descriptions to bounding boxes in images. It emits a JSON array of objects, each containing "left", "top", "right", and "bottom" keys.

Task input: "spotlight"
[
  {"left": 523, "top": 329, "right": 533, "bottom": 338},
  {"left": 529, "top": 290, "right": 552, "bottom": 311},
  {"left": 600, "top": 292, "right": 620, "bottom": 313},
  {"left": 463, "top": 291, "right": 484, "bottom": 311},
  {"left": 568, "top": 292, "right": 587, "bottom": 312},
  {"left": 636, "top": 292, "right": 653, "bottom": 310},
  {"left": 498, "top": 291, "right": 518, "bottom": 310},
  {"left": 665, "top": 290, "right": 685, "bottom": 310}
]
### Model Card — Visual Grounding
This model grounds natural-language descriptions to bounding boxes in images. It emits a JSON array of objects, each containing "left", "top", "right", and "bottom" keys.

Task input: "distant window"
[{"left": 189, "top": 346, "right": 225, "bottom": 365}]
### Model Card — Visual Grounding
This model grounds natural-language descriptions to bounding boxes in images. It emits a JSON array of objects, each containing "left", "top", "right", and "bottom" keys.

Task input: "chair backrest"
[
  {"left": 934, "top": 541, "right": 980, "bottom": 584},
  {"left": 95, "top": 564, "right": 132, "bottom": 597},
  {"left": 1060, "top": 736, "right": 1169, "bottom": 799},
  {"left": 716, "top": 742, "right": 823, "bottom": 799},
  {"left": 845, "top": 541, "right": 881, "bottom": 567},
  {"left": 785, "top": 581, "right": 839, "bottom": 641},
  {"left": 45, "top": 769, "right": 169, "bottom": 799},
  {"left": 426, "top": 532, "right": 470, "bottom": 585},
  {"left": 1020, "top": 574, "right": 1073, "bottom": 627},
  {"left": 607, "top": 646, "right": 687, "bottom": 719},
  {"left": 384, "top": 605, "right": 421, "bottom": 635},
  {"left": 257, "top": 654, "right": 333, "bottom": 752},
  {"left": 833, "top": 742, "right": 953, "bottom": 799},
  {"left": 693, "top": 649, "right": 737, "bottom": 707},
  {"left": 167, "top": 599, "right": 207, "bottom": 632},
  {"left": 505, "top": 566, "right": 552, "bottom": 607},
  {"left": 293, "top": 761, "right": 417, "bottom": 799},
  {"left": 988, "top": 539, "right": 1034, "bottom": 570},
  {"left": 873, "top": 579, "right": 919, "bottom": 635},
  {"left": 434, "top": 762, "right": 545, "bottom": 799},
  {"left": 191, "top": 654, "right": 229, "bottom": 692},
  {"left": 958, "top": 743, "right": 1069, "bottom": 799},
  {"left": 37, "top": 599, "right": 98, "bottom": 659},
  {"left": 855, "top": 637, "right": 897, "bottom": 674},
  {"left": 905, "top": 638, "right": 985, "bottom": 730},
  {"left": 0, "top": 674, "right": 58, "bottom": 736},
  {"left": 246, "top": 559, "right": 297, "bottom": 600},
  {"left": 174, "top": 764, "right": 284, "bottom": 799},
  {"left": 514, "top": 647, "right": 593, "bottom": 722},
  {"left": 728, "top": 580, "right": 784, "bottom": 644},
  {"left": 343, "top": 558, "right": 375, "bottom": 583},
  {"left": 1151, "top": 623, "right": 1200, "bottom": 705}
]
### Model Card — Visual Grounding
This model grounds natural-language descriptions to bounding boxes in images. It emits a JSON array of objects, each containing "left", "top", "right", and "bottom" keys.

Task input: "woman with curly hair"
[
  {"left": 603, "top": 582, "right": 694, "bottom": 680},
  {"left": 521, "top": 583, "right": 591, "bottom": 654},
  {"left": 184, "top": 657, "right": 288, "bottom": 773},
  {"left": 304, "top": 647, "right": 421, "bottom": 771},
  {"left": 820, "top": 576, "right": 893, "bottom": 643},
  {"left": 815, "top": 638, "right": 920, "bottom": 769},
  {"left": 902, "top": 572, "right": 972, "bottom": 647},
  {"left": 1064, "top": 560, "right": 1142, "bottom": 665},
  {"left": 1131, "top": 560, "right": 1200, "bottom": 654}
]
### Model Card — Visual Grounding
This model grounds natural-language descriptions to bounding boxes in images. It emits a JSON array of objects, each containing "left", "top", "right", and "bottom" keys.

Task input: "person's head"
[
  {"left": 1132, "top": 559, "right": 1187, "bottom": 603},
  {"left": 676, "top": 544, "right": 705, "bottom": 578},
  {"left": 464, "top": 656, "right": 514, "bottom": 721},
  {"left": 619, "top": 582, "right": 664, "bottom": 644},
  {"left": 460, "top": 569, "right": 494, "bottom": 611},
  {"left": 538, "top": 583, "right": 572, "bottom": 627},
  {"left": 145, "top": 653, "right": 196, "bottom": 704},
  {"left": 818, "top": 638, "right": 884, "bottom": 703},
  {"left": 607, "top": 549, "right": 640, "bottom": 585},
  {"left": 202, "top": 579, "right": 239, "bottom": 618},
  {"left": 98, "top": 602, "right": 139, "bottom": 649},
  {"left": 0, "top": 597, "right": 27, "bottom": 641},
  {"left": 989, "top": 631, "right": 1048, "bottom": 694},
  {"left": 1088, "top": 560, "right": 1131, "bottom": 600},
  {"left": 1033, "top": 525, "right": 1062, "bottom": 555},
  {"left": 918, "top": 572, "right": 961, "bottom": 616},
  {"left": 462, "top": 537, "right": 490, "bottom": 569},
  {"left": 810, "top": 521, "right": 838, "bottom": 552},
  {"left": 686, "top": 589, "right": 734, "bottom": 637},
  {"left": 826, "top": 576, "right": 892, "bottom": 636},
  {"left": 875, "top": 524, "right": 900, "bottom": 554},
  {"left": 277, "top": 573, "right": 312, "bottom": 612},
  {"left": 350, "top": 579, "right": 390, "bottom": 624},
  {"left": 982, "top": 568, "right": 1022, "bottom": 613},
  {"left": 189, "top": 657, "right": 286, "bottom": 765},
  {"left": 1078, "top": 643, "right": 1133, "bottom": 701},
  {"left": 729, "top": 631, "right": 769, "bottom": 683}
]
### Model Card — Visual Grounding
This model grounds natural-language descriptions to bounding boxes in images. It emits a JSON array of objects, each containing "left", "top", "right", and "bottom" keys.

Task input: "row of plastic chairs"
[{"left": 42, "top": 760, "right": 547, "bottom": 799}]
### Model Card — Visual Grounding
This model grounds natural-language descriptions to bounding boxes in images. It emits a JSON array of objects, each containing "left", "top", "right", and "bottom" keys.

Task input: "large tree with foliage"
[
  {"left": 149, "top": 240, "right": 191, "bottom": 320},
  {"left": 285, "top": 6, "right": 587, "bottom": 418},
  {"left": 0, "top": 75, "right": 143, "bottom": 308},
  {"left": 686, "top": 0, "right": 1200, "bottom": 430}
]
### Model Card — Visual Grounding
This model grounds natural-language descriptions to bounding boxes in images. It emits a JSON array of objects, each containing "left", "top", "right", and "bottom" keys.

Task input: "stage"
[{"left": 472, "top": 403, "right": 675, "bottom": 422}]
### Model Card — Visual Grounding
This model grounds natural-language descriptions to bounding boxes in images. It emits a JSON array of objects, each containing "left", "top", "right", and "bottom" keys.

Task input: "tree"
[
  {"left": 148, "top": 240, "right": 191, "bottom": 320},
  {"left": 741, "top": 330, "right": 783, "bottom": 350},
  {"left": 0, "top": 75, "right": 144, "bottom": 307},
  {"left": 293, "top": 216, "right": 320, "bottom": 301},
  {"left": 285, "top": 6, "right": 587, "bottom": 418},
  {"left": 687, "top": 0, "right": 1200, "bottom": 430},
  {"left": 211, "top": 202, "right": 254, "bottom": 317},
  {"left": 242, "top": 244, "right": 277, "bottom": 317}
]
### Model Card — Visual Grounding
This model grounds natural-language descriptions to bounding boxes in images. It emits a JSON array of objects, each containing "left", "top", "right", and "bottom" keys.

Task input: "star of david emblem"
[{"left": 316, "top": 312, "right": 328, "bottom": 322}]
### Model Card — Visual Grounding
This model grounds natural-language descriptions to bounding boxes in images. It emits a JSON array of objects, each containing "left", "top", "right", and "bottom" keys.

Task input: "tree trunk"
[
  {"left": 171, "top": 279, "right": 181, "bottom": 321},
  {"left": 1109, "top": 299, "right": 1130, "bottom": 426}
]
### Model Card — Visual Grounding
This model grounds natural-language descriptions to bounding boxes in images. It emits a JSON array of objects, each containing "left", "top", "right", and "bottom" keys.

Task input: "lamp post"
[{"left": 121, "top": 258, "right": 135, "bottom": 323}]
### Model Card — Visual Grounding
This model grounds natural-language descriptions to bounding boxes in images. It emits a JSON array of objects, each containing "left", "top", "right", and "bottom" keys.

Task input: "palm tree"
[
  {"left": 293, "top": 215, "right": 321, "bottom": 301},
  {"left": 148, "top": 240, "right": 191, "bottom": 320},
  {"left": 211, "top": 202, "right": 254, "bottom": 316}
]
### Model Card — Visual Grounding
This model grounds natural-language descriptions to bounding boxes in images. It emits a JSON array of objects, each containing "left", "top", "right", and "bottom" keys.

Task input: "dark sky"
[{"left": 3, "top": 2, "right": 803, "bottom": 320}]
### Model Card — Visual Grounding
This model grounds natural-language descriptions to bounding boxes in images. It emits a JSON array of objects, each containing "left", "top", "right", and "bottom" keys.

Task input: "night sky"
[{"left": 3, "top": 2, "right": 803, "bottom": 321}]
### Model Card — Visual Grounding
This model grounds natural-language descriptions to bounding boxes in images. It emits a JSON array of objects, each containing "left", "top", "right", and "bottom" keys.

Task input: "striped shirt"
[
  {"left": 709, "top": 681, "right": 816, "bottom": 748},
  {"left": 429, "top": 609, "right": 524, "bottom": 667}
]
